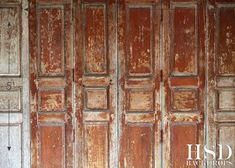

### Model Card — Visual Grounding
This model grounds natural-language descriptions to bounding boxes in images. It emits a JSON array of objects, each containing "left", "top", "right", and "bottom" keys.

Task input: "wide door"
[
  {"left": 29, "top": 0, "right": 73, "bottom": 167},
  {"left": 0, "top": 0, "right": 29, "bottom": 167}
]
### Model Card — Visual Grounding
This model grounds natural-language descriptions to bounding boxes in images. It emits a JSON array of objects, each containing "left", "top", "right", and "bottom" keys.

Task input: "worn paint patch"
[
  {"left": 128, "top": 7, "right": 152, "bottom": 76},
  {"left": 85, "top": 123, "right": 109, "bottom": 168},
  {"left": 218, "top": 124, "right": 235, "bottom": 165},
  {"left": 0, "top": 124, "right": 22, "bottom": 168},
  {"left": 127, "top": 89, "right": 154, "bottom": 112},
  {"left": 39, "top": 89, "right": 65, "bottom": 112},
  {"left": 172, "top": 7, "right": 197, "bottom": 75},
  {"left": 0, "top": 90, "right": 21, "bottom": 111},
  {"left": 38, "top": 7, "right": 64, "bottom": 76},
  {"left": 218, "top": 89, "right": 235, "bottom": 111},
  {"left": 85, "top": 5, "right": 107, "bottom": 75},
  {"left": 171, "top": 123, "right": 198, "bottom": 168},
  {"left": 39, "top": 125, "right": 65, "bottom": 168},
  {"left": 126, "top": 124, "right": 153, "bottom": 168},
  {"left": 171, "top": 88, "right": 198, "bottom": 112},
  {"left": 217, "top": 7, "right": 235, "bottom": 75},
  {"left": 85, "top": 87, "right": 108, "bottom": 110}
]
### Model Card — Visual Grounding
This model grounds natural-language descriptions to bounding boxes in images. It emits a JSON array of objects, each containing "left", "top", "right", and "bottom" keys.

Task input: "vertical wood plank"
[
  {"left": 29, "top": 0, "right": 73, "bottom": 167},
  {"left": 118, "top": 0, "right": 161, "bottom": 167},
  {"left": 163, "top": 0, "right": 205, "bottom": 167},
  {"left": 0, "top": 0, "right": 29, "bottom": 167},
  {"left": 207, "top": 1, "right": 235, "bottom": 167},
  {"left": 74, "top": 0, "right": 117, "bottom": 167}
]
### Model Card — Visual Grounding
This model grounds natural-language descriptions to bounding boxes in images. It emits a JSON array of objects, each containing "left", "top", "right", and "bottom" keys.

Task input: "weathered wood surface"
[
  {"left": 0, "top": 0, "right": 30, "bottom": 168},
  {"left": 0, "top": 0, "right": 234, "bottom": 167}
]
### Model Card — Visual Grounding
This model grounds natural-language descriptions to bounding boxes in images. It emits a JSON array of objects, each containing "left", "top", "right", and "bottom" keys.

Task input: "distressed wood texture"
[
  {"left": 74, "top": 0, "right": 117, "bottom": 167},
  {"left": 118, "top": 0, "right": 161, "bottom": 167},
  {"left": 0, "top": 4, "right": 20, "bottom": 76},
  {"left": 29, "top": 0, "right": 73, "bottom": 167},
  {"left": 0, "top": 0, "right": 30, "bottom": 168},
  {"left": 207, "top": 0, "right": 235, "bottom": 167},
  {"left": 163, "top": 0, "right": 205, "bottom": 167},
  {"left": 23, "top": 0, "right": 235, "bottom": 167}
]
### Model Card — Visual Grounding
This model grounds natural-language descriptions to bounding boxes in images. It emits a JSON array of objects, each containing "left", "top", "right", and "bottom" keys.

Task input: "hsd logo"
[
  {"left": 186, "top": 144, "right": 233, "bottom": 166},
  {"left": 187, "top": 144, "right": 233, "bottom": 160}
]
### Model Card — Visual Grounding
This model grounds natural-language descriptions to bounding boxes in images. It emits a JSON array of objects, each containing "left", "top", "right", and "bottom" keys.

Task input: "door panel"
[
  {"left": 163, "top": 0, "right": 205, "bottom": 167},
  {"left": 74, "top": 0, "right": 117, "bottom": 167},
  {"left": 29, "top": 0, "right": 73, "bottom": 167},
  {"left": 0, "top": 124, "right": 22, "bottom": 167},
  {"left": 207, "top": 0, "right": 235, "bottom": 167},
  {"left": 39, "top": 125, "right": 65, "bottom": 167},
  {"left": 126, "top": 123, "right": 154, "bottom": 167},
  {"left": 0, "top": 0, "right": 29, "bottom": 167},
  {"left": 0, "top": 5, "right": 20, "bottom": 76},
  {"left": 118, "top": 0, "right": 161, "bottom": 167}
]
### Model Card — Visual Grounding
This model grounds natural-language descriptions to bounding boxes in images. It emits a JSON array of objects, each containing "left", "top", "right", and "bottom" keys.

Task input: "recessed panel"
[
  {"left": 84, "top": 123, "right": 109, "bottom": 168},
  {"left": 171, "top": 88, "right": 198, "bottom": 112},
  {"left": 39, "top": 89, "right": 65, "bottom": 112},
  {"left": 84, "top": 5, "right": 107, "bottom": 75},
  {"left": 39, "top": 125, "right": 65, "bottom": 168},
  {"left": 85, "top": 87, "right": 108, "bottom": 110},
  {"left": 171, "top": 122, "right": 198, "bottom": 168},
  {"left": 217, "top": 89, "right": 235, "bottom": 111},
  {"left": 0, "top": 124, "right": 21, "bottom": 168},
  {"left": 127, "top": 89, "right": 154, "bottom": 112},
  {"left": 127, "top": 6, "right": 153, "bottom": 77},
  {"left": 0, "top": 89, "right": 21, "bottom": 112},
  {"left": 171, "top": 6, "right": 197, "bottom": 76},
  {"left": 0, "top": 7, "right": 20, "bottom": 76},
  {"left": 217, "top": 124, "right": 235, "bottom": 165},
  {"left": 216, "top": 77, "right": 235, "bottom": 87},
  {"left": 38, "top": 7, "right": 65, "bottom": 77},
  {"left": 216, "top": 7, "right": 235, "bottom": 76},
  {"left": 127, "top": 124, "right": 153, "bottom": 168}
]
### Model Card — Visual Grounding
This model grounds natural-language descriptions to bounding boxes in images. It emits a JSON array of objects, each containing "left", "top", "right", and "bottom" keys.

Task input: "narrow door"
[
  {"left": 29, "top": 0, "right": 73, "bottom": 167},
  {"left": 208, "top": 0, "right": 235, "bottom": 167},
  {"left": 163, "top": 0, "right": 205, "bottom": 167},
  {"left": 74, "top": 0, "right": 117, "bottom": 167},
  {"left": 118, "top": 0, "right": 161, "bottom": 167},
  {"left": 0, "top": 0, "right": 29, "bottom": 167}
]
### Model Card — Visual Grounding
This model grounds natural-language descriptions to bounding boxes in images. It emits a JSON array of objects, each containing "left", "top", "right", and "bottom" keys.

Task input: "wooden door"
[
  {"left": 74, "top": 0, "right": 117, "bottom": 167},
  {"left": 0, "top": 0, "right": 30, "bottom": 167},
  {"left": 28, "top": 0, "right": 235, "bottom": 167},
  {"left": 208, "top": 0, "right": 235, "bottom": 167},
  {"left": 118, "top": 0, "right": 161, "bottom": 167},
  {"left": 163, "top": 0, "right": 205, "bottom": 167},
  {"left": 29, "top": 0, "right": 73, "bottom": 167}
]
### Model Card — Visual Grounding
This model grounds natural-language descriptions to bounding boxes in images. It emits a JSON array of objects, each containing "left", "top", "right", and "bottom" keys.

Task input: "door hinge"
[
  {"left": 73, "top": 129, "right": 75, "bottom": 143},
  {"left": 160, "top": 129, "right": 163, "bottom": 143},
  {"left": 160, "top": 70, "right": 163, "bottom": 82},
  {"left": 72, "top": 69, "right": 75, "bottom": 82}
]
